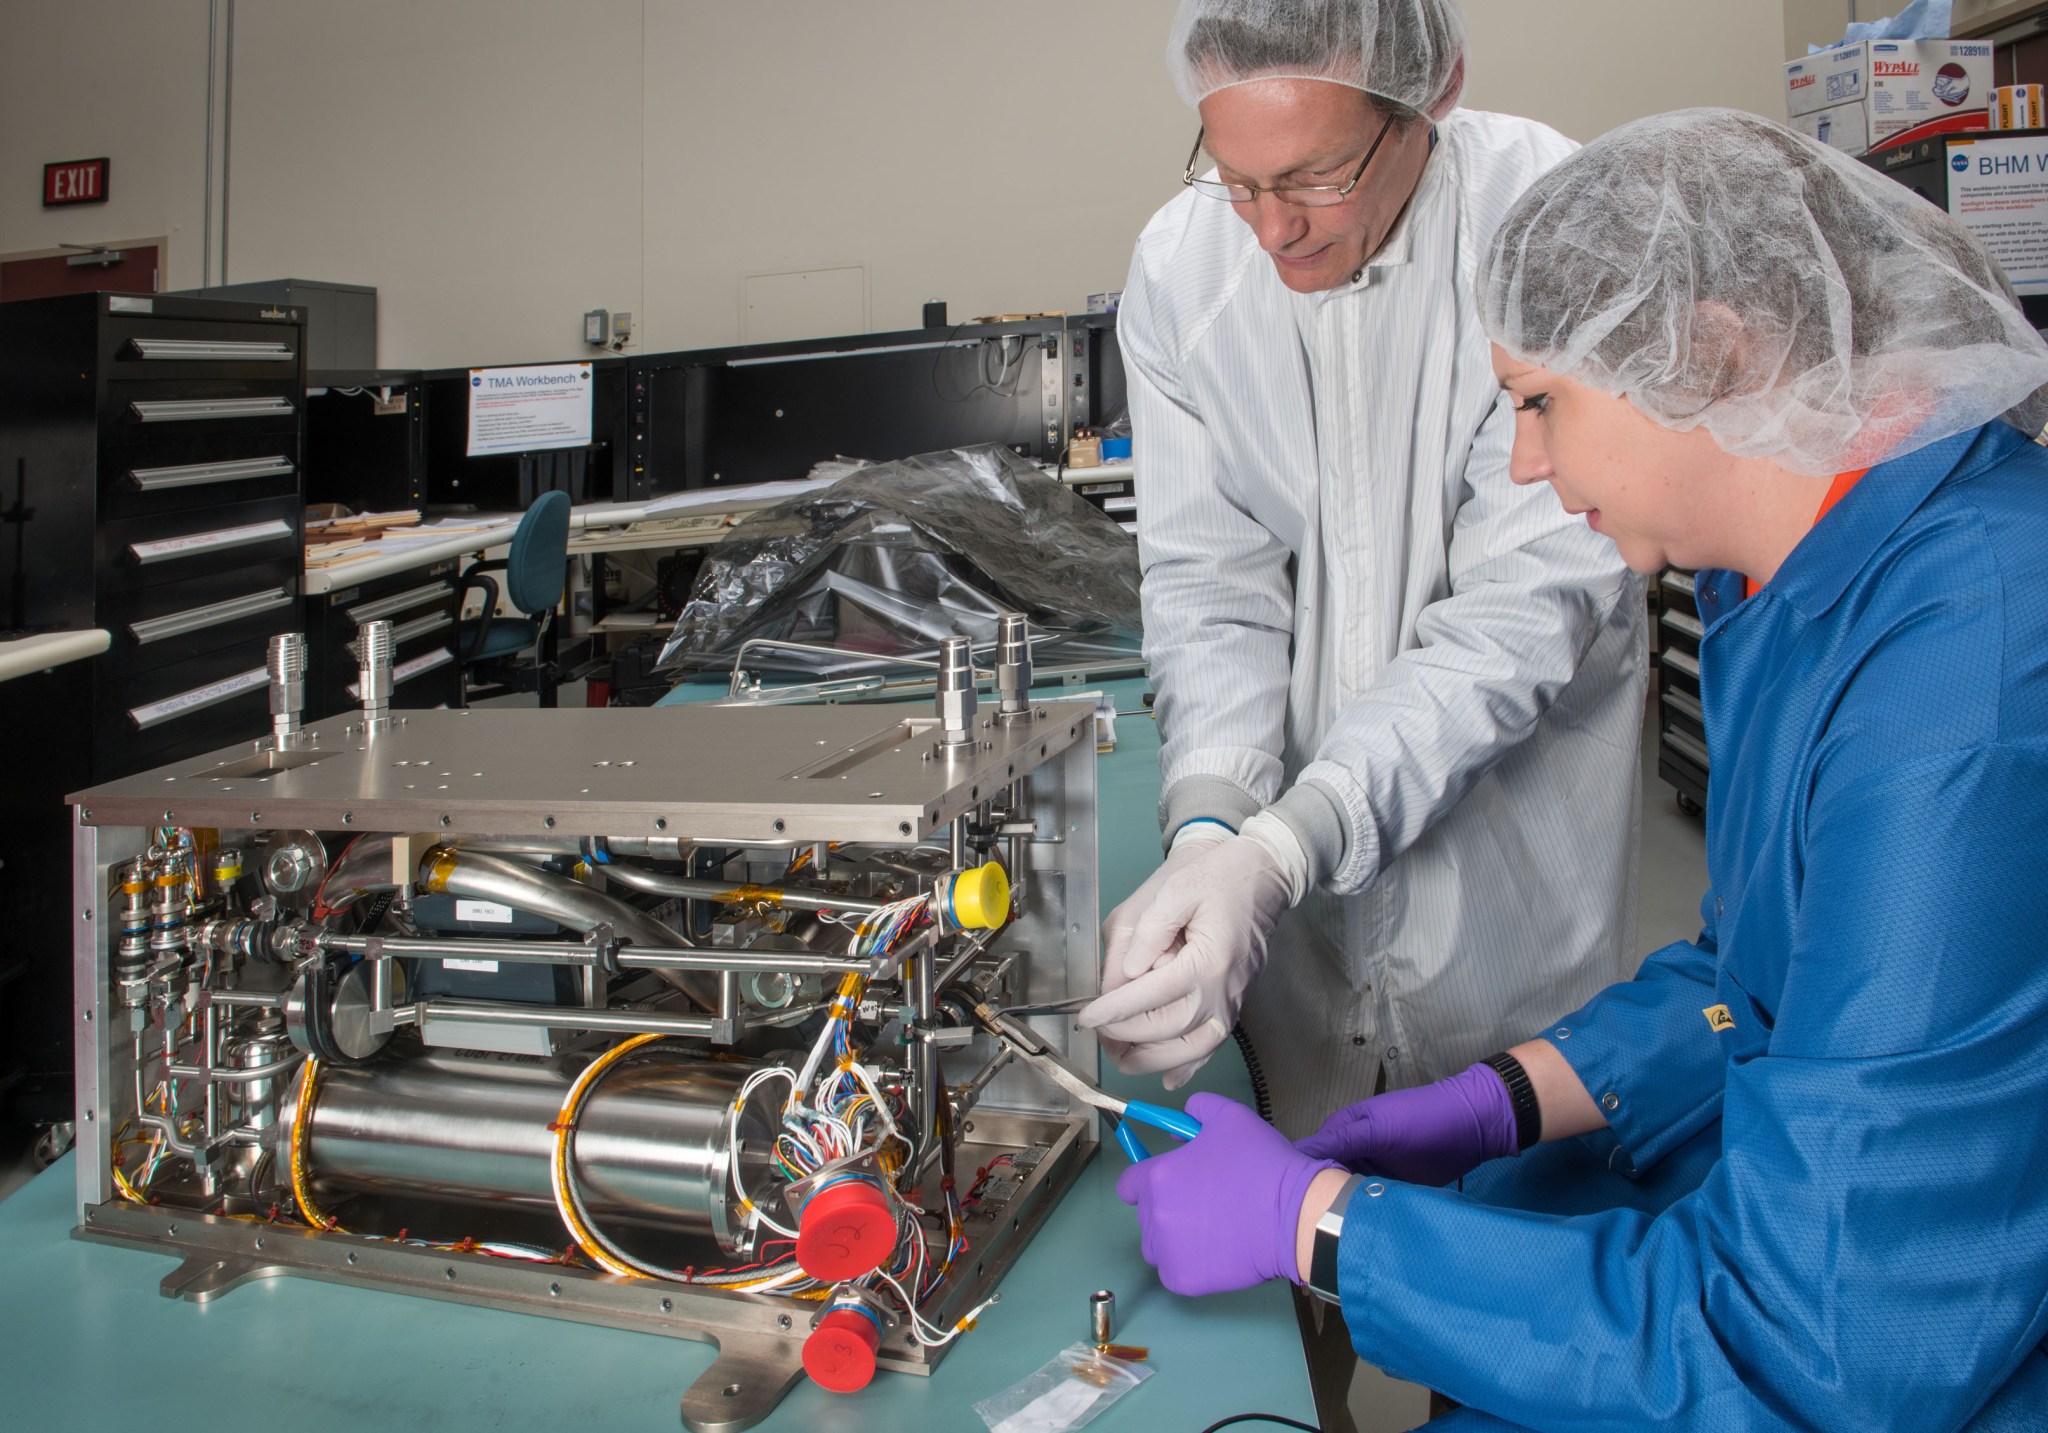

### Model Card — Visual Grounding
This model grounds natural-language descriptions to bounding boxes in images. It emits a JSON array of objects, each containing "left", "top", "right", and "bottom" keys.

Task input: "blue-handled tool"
[{"left": 974, "top": 1004, "right": 1203, "bottom": 1161}]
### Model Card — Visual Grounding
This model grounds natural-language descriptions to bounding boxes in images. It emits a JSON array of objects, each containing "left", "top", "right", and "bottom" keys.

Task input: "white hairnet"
[
  {"left": 1167, "top": 0, "right": 1467, "bottom": 120},
  {"left": 1480, "top": 108, "right": 2048, "bottom": 476}
]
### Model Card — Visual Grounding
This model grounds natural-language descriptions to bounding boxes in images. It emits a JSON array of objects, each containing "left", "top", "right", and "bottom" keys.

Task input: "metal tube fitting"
[
  {"left": 996, "top": 612, "right": 1031, "bottom": 718},
  {"left": 266, "top": 632, "right": 307, "bottom": 746},
  {"left": 935, "top": 635, "right": 976, "bottom": 747},
  {"left": 357, "top": 619, "right": 395, "bottom": 731},
  {"left": 1090, "top": 1289, "right": 1116, "bottom": 1345}
]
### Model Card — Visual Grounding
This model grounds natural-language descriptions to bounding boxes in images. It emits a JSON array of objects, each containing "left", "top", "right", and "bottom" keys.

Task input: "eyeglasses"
[{"left": 1182, "top": 111, "right": 1397, "bottom": 208}]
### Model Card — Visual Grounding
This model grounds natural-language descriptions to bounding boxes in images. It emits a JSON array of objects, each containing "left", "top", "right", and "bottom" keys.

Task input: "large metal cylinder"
[{"left": 284, "top": 1048, "right": 782, "bottom": 1252}]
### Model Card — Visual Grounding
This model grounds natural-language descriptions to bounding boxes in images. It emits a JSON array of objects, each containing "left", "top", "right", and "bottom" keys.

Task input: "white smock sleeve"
[{"left": 1121, "top": 249, "right": 1297, "bottom": 842}]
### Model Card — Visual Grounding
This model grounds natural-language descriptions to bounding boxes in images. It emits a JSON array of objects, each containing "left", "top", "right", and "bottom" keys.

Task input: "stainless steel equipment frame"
[{"left": 68, "top": 692, "right": 1099, "bottom": 1431}]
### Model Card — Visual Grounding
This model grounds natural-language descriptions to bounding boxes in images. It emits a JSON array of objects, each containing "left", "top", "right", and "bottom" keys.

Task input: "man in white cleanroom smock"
[{"left": 1079, "top": 0, "right": 1646, "bottom": 1132}]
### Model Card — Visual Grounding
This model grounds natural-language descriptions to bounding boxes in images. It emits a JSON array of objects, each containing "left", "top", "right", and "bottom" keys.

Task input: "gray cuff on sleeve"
[
  {"left": 1266, "top": 779, "right": 1350, "bottom": 889},
  {"left": 1158, "top": 775, "right": 1263, "bottom": 854}
]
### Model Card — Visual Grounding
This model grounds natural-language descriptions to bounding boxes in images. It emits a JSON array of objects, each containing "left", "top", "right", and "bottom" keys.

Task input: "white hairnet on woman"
[
  {"left": 1167, "top": 0, "right": 1467, "bottom": 119},
  {"left": 1480, "top": 106, "right": 2048, "bottom": 475}
]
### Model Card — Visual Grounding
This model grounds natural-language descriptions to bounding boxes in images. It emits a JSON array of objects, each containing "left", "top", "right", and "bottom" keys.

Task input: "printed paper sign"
[
  {"left": 466, "top": 362, "right": 594, "bottom": 457},
  {"left": 1947, "top": 137, "right": 2048, "bottom": 295}
]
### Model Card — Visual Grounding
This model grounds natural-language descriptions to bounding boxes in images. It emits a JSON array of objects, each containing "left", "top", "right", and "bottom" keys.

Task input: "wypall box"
[{"left": 1785, "top": 40, "right": 1993, "bottom": 150}]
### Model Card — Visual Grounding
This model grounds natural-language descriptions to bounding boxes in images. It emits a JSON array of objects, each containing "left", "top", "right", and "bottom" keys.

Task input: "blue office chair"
[{"left": 457, "top": 490, "right": 571, "bottom": 706}]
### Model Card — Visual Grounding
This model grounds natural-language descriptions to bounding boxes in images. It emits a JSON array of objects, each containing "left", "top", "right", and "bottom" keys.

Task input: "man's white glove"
[{"left": 1079, "top": 812, "right": 1310, "bottom": 1089}]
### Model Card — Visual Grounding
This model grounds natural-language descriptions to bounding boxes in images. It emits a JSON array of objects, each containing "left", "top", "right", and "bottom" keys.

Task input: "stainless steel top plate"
[{"left": 72, "top": 702, "right": 1096, "bottom": 843}]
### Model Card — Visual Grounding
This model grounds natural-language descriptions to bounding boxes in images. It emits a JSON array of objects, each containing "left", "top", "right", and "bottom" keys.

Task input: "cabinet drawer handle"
[
  {"left": 347, "top": 610, "right": 452, "bottom": 659},
  {"left": 1659, "top": 609, "right": 1704, "bottom": 640},
  {"left": 129, "top": 666, "right": 268, "bottom": 730},
  {"left": 347, "top": 646, "right": 454, "bottom": 697},
  {"left": 346, "top": 580, "right": 454, "bottom": 624},
  {"left": 128, "top": 518, "right": 294, "bottom": 565},
  {"left": 1660, "top": 728, "right": 1711, "bottom": 767},
  {"left": 128, "top": 455, "right": 296, "bottom": 491},
  {"left": 129, "top": 586, "right": 293, "bottom": 645},
  {"left": 1664, "top": 690, "right": 1704, "bottom": 724},
  {"left": 127, "top": 338, "right": 296, "bottom": 362},
  {"left": 130, "top": 396, "right": 295, "bottom": 424},
  {"left": 1661, "top": 648, "right": 1700, "bottom": 679}
]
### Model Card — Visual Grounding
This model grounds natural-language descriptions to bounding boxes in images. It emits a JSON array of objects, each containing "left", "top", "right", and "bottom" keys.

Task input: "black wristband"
[{"left": 1481, "top": 1051, "right": 1542, "bottom": 1153}]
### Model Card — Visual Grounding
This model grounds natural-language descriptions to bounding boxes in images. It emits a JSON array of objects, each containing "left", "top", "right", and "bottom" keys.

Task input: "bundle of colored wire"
[{"left": 290, "top": 1058, "right": 348, "bottom": 1233}]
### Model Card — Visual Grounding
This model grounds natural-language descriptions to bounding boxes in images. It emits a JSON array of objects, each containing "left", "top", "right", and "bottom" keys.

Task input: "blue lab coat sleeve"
[
  {"left": 1528, "top": 892, "right": 1727, "bottom": 1178},
  {"left": 1335, "top": 742, "right": 2048, "bottom": 1432}
]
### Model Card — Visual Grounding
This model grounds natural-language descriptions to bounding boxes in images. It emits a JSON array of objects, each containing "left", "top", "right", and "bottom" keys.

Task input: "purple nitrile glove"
[
  {"left": 1294, "top": 1061, "right": 1520, "bottom": 1187},
  {"left": 1116, "top": 1092, "right": 1342, "bottom": 1296}
]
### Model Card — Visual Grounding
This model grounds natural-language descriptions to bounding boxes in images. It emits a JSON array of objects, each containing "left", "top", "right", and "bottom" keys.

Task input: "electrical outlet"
[{"left": 611, "top": 310, "right": 633, "bottom": 345}]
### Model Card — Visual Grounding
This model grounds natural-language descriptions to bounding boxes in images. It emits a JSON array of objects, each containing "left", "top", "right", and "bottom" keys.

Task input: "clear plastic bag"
[
  {"left": 653, "top": 444, "right": 1142, "bottom": 680},
  {"left": 973, "top": 1343, "right": 1153, "bottom": 1433}
]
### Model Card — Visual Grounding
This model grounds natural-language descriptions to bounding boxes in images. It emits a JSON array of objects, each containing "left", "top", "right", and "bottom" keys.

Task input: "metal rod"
[
  {"left": 949, "top": 1044, "right": 1015, "bottom": 1122},
  {"left": 201, "top": 1003, "right": 220, "bottom": 1143},
  {"left": 209, "top": 989, "right": 286, "bottom": 1008},
  {"left": 221, "top": 0, "right": 234, "bottom": 284},
  {"left": 933, "top": 925, "right": 1001, "bottom": 992},
  {"left": 596, "top": 861, "right": 886, "bottom": 916},
  {"left": 320, "top": 932, "right": 865, "bottom": 975},
  {"left": 202, "top": 0, "right": 215, "bottom": 288},
  {"left": 417, "top": 999, "right": 715, "bottom": 1039},
  {"left": 166, "top": 1051, "right": 304, "bottom": 1085}
]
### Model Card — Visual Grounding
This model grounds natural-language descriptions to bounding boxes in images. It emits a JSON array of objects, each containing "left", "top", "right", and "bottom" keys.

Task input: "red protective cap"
[
  {"left": 795, "top": 1178, "right": 895, "bottom": 1282},
  {"left": 804, "top": 1308, "right": 882, "bottom": 1394}
]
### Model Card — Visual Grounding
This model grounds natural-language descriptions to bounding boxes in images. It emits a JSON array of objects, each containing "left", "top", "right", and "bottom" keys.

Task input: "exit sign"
[{"left": 43, "top": 158, "right": 109, "bottom": 207}]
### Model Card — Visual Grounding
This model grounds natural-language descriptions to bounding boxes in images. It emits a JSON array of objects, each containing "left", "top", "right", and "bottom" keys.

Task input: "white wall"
[
  {"left": 0, "top": 2, "right": 208, "bottom": 275},
  {"left": 1, "top": 1, "right": 1791, "bottom": 370}
]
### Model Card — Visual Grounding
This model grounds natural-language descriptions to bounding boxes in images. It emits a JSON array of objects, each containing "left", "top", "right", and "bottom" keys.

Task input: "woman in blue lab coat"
[{"left": 1115, "top": 107, "right": 2048, "bottom": 1430}]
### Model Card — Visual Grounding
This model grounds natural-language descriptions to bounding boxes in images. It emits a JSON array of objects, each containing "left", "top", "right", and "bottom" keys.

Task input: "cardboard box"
[
  {"left": 1785, "top": 40, "right": 1993, "bottom": 148},
  {"left": 1791, "top": 101, "right": 1872, "bottom": 155}
]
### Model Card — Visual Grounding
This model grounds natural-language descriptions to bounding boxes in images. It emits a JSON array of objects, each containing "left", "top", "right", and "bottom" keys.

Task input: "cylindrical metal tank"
[{"left": 283, "top": 1047, "right": 782, "bottom": 1252}]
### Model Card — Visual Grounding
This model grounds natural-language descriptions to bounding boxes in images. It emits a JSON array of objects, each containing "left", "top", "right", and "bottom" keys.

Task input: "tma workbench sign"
[{"left": 43, "top": 157, "right": 109, "bottom": 207}]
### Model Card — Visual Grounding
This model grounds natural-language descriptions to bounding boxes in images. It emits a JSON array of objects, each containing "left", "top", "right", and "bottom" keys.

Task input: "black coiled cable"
[{"left": 1232, "top": 1021, "right": 1273, "bottom": 1124}]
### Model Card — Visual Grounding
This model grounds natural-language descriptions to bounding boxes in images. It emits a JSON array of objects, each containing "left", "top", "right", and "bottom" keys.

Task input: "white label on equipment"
[
  {"left": 1948, "top": 137, "right": 2048, "bottom": 295},
  {"left": 454, "top": 900, "right": 515, "bottom": 924},
  {"left": 440, "top": 958, "right": 502, "bottom": 973},
  {"left": 128, "top": 666, "right": 269, "bottom": 730},
  {"left": 466, "top": 362, "right": 594, "bottom": 457}
]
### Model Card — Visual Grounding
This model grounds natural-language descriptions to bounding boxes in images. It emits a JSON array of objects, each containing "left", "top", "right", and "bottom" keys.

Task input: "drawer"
[
  {"left": 350, "top": 607, "right": 456, "bottom": 658},
  {"left": 1659, "top": 607, "right": 1704, "bottom": 641},
  {"left": 96, "top": 644, "right": 277, "bottom": 776},
  {"left": 103, "top": 377, "right": 300, "bottom": 447},
  {"left": 97, "top": 431, "right": 300, "bottom": 522},
  {"left": 95, "top": 684, "right": 273, "bottom": 781},
  {"left": 102, "top": 566, "right": 301, "bottom": 676},
  {"left": 345, "top": 644, "right": 457, "bottom": 702},
  {"left": 1659, "top": 646, "right": 1701, "bottom": 681},
  {"left": 1661, "top": 688, "right": 1705, "bottom": 726},
  {"left": 339, "top": 577, "right": 457, "bottom": 627},
  {"left": 1660, "top": 726, "right": 1711, "bottom": 769},
  {"left": 1659, "top": 569, "right": 1698, "bottom": 605},
  {"left": 98, "top": 495, "right": 300, "bottom": 593},
  {"left": 102, "top": 316, "right": 302, "bottom": 383}
]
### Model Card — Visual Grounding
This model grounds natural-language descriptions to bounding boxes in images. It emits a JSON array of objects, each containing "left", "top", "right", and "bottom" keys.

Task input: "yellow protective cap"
[{"left": 947, "top": 862, "right": 1011, "bottom": 930}]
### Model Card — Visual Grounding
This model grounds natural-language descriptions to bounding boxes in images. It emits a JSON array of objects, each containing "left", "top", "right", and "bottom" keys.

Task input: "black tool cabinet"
[
  {"left": 0, "top": 292, "right": 309, "bottom": 1136},
  {"left": 1, "top": 291, "right": 310, "bottom": 779},
  {"left": 1656, "top": 565, "right": 1709, "bottom": 814}
]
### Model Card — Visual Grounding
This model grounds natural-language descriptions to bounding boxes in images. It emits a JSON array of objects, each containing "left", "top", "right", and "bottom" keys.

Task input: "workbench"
[{"left": 0, "top": 676, "right": 1315, "bottom": 1432}]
